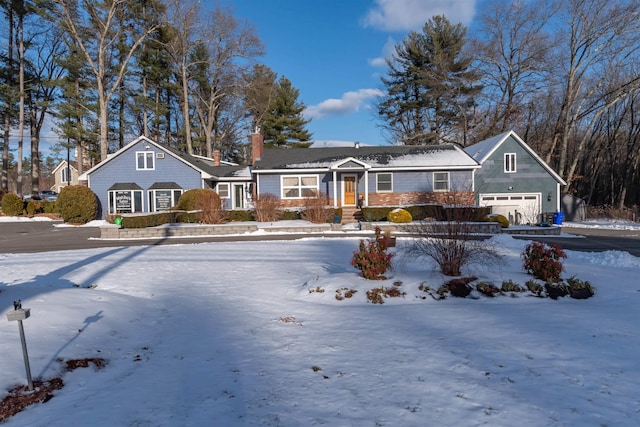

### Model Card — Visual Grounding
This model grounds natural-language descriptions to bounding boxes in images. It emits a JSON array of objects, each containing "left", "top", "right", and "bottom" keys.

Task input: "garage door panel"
[{"left": 480, "top": 193, "right": 541, "bottom": 225}]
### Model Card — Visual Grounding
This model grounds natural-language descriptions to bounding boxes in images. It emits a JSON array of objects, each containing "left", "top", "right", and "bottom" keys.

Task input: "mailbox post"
[{"left": 6, "top": 300, "right": 34, "bottom": 391}]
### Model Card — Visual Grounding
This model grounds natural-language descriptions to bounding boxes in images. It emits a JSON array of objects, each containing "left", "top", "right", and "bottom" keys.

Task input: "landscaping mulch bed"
[{"left": 0, "top": 358, "right": 106, "bottom": 422}]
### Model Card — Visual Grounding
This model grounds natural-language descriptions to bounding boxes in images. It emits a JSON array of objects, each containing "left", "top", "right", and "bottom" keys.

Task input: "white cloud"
[
  {"left": 305, "top": 89, "right": 384, "bottom": 119},
  {"left": 368, "top": 36, "right": 397, "bottom": 68},
  {"left": 361, "top": 0, "right": 477, "bottom": 31}
]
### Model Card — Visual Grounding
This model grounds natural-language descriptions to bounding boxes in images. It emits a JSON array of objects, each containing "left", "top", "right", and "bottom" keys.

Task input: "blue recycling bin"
[{"left": 552, "top": 211, "right": 564, "bottom": 225}]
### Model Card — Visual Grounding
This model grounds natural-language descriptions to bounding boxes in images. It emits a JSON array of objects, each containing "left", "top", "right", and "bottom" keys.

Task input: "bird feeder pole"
[{"left": 6, "top": 300, "right": 34, "bottom": 391}]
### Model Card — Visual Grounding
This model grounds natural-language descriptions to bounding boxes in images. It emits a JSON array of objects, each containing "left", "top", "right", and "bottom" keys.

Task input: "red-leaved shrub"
[
  {"left": 351, "top": 228, "right": 394, "bottom": 280},
  {"left": 522, "top": 241, "right": 566, "bottom": 282}
]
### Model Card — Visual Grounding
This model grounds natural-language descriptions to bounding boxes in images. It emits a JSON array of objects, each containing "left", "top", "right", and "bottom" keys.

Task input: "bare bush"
[
  {"left": 197, "top": 189, "right": 227, "bottom": 224},
  {"left": 404, "top": 196, "right": 502, "bottom": 276},
  {"left": 253, "top": 193, "right": 281, "bottom": 222},
  {"left": 301, "top": 191, "right": 334, "bottom": 223}
]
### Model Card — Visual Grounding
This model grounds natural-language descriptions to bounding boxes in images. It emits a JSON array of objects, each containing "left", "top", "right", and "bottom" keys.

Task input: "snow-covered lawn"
[{"left": 1, "top": 228, "right": 639, "bottom": 425}]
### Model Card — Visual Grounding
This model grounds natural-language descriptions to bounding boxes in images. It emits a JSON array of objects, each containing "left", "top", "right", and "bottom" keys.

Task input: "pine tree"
[
  {"left": 262, "top": 76, "right": 312, "bottom": 148},
  {"left": 378, "top": 15, "right": 481, "bottom": 145}
]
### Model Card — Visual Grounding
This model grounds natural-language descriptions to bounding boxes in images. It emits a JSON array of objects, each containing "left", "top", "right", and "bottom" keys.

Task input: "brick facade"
[
  {"left": 275, "top": 191, "right": 474, "bottom": 209},
  {"left": 367, "top": 191, "right": 474, "bottom": 207}
]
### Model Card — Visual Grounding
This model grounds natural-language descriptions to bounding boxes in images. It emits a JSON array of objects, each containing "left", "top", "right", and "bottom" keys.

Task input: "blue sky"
[{"left": 227, "top": 0, "right": 481, "bottom": 146}]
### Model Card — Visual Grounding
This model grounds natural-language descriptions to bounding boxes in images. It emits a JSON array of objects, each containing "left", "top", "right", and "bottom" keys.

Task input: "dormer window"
[{"left": 504, "top": 153, "right": 516, "bottom": 173}]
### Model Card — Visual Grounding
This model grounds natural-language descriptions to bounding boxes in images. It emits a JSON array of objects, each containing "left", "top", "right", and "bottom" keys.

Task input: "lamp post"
[{"left": 6, "top": 300, "right": 34, "bottom": 391}]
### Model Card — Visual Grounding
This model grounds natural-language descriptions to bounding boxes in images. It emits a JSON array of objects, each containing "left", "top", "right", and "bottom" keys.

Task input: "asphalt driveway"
[{"left": 2, "top": 221, "right": 640, "bottom": 257}]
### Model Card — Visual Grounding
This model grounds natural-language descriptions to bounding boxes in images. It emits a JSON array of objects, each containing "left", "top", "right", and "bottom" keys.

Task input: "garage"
[{"left": 479, "top": 193, "right": 541, "bottom": 225}]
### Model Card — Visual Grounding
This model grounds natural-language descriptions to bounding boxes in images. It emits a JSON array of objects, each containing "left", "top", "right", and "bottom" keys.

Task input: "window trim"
[
  {"left": 148, "top": 188, "right": 183, "bottom": 212},
  {"left": 433, "top": 171, "right": 450, "bottom": 192},
  {"left": 281, "top": 174, "right": 319, "bottom": 199},
  {"left": 376, "top": 172, "right": 393, "bottom": 192},
  {"left": 61, "top": 167, "right": 70, "bottom": 184},
  {"left": 108, "top": 189, "right": 144, "bottom": 214},
  {"left": 136, "top": 151, "right": 155, "bottom": 170},
  {"left": 504, "top": 152, "right": 517, "bottom": 173},
  {"left": 216, "top": 183, "right": 230, "bottom": 199}
]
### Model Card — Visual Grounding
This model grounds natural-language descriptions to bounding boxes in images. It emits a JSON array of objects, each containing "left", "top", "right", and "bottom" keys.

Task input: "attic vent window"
[{"left": 156, "top": 152, "right": 165, "bottom": 159}]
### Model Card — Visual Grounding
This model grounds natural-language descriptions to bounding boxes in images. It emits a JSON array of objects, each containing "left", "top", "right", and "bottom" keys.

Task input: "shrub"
[
  {"left": 26, "top": 199, "right": 43, "bottom": 216},
  {"left": 361, "top": 207, "right": 394, "bottom": 222},
  {"left": 56, "top": 186, "right": 98, "bottom": 224},
  {"left": 176, "top": 189, "right": 225, "bottom": 224},
  {"left": 1, "top": 193, "right": 24, "bottom": 216},
  {"left": 406, "top": 206, "right": 502, "bottom": 276},
  {"left": 351, "top": 227, "right": 394, "bottom": 280},
  {"left": 42, "top": 200, "right": 58, "bottom": 214},
  {"left": 387, "top": 208, "right": 412, "bottom": 223},
  {"left": 227, "top": 210, "right": 254, "bottom": 222},
  {"left": 522, "top": 241, "right": 566, "bottom": 282},
  {"left": 565, "top": 276, "right": 596, "bottom": 299},
  {"left": 476, "top": 282, "right": 500, "bottom": 297},
  {"left": 501, "top": 279, "right": 524, "bottom": 293},
  {"left": 301, "top": 191, "right": 334, "bottom": 223},
  {"left": 253, "top": 193, "right": 281, "bottom": 222},
  {"left": 279, "top": 210, "right": 300, "bottom": 220},
  {"left": 119, "top": 212, "right": 176, "bottom": 228},
  {"left": 484, "top": 213, "right": 509, "bottom": 228},
  {"left": 525, "top": 279, "right": 543, "bottom": 296}
]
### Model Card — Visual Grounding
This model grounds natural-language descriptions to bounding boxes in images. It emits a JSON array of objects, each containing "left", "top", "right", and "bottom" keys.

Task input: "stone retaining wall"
[{"left": 100, "top": 221, "right": 560, "bottom": 239}]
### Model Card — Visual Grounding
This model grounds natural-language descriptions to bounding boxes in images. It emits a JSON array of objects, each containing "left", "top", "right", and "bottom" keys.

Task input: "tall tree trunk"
[
  {"left": 180, "top": 63, "right": 193, "bottom": 154},
  {"left": 2, "top": 9, "right": 13, "bottom": 193},
  {"left": 16, "top": 9, "right": 25, "bottom": 195}
]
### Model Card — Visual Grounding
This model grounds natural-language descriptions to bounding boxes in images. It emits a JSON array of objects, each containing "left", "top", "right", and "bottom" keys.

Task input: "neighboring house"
[
  {"left": 464, "top": 130, "right": 566, "bottom": 224},
  {"left": 79, "top": 136, "right": 251, "bottom": 218},
  {"left": 51, "top": 160, "right": 79, "bottom": 193},
  {"left": 250, "top": 133, "right": 481, "bottom": 218}
]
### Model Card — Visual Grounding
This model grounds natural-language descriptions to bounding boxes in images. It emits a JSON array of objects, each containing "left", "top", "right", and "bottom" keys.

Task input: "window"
[
  {"left": 108, "top": 190, "right": 143, "bottom": 214},
  {"left": 433, "top": 172, "right": 449, "bottom": 192},
  {"left": 504, "top": 153, "right": 516, "bottom": 173},
  {"left": 281, "top": 175, "right": 319, "bottom": 199},
  {"left": 148, "top": 189, "right": 183, "bottom": 212},
  {"left": 216, "top": 183, "right": 230, "bottom": 199},
  {"left": 136, "top": 151, "right": 155, "bottom": 170},
  {"left": 376, "top": 173, "right": 393, "bottom": 192},
  {"left": 61, "top": 167, "right": 71, "bottom": 184}
]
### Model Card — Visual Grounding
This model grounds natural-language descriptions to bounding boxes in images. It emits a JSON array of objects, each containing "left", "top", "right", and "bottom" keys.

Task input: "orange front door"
[{"left": 343, "top": 175, "right": 356, "bottom": 205}]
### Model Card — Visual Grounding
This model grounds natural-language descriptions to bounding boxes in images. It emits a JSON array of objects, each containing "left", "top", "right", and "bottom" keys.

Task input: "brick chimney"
[
  {"left": 213, "top": 149, "right": 221, "bottom": 166},
  {"left": 251, "top": 130, "right": 264, "bottom": 165}
]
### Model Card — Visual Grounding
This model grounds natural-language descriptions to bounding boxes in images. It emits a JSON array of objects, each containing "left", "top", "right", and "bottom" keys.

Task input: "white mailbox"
[{"left": 7, "top": 308, "right": 31, "bottom": 322}]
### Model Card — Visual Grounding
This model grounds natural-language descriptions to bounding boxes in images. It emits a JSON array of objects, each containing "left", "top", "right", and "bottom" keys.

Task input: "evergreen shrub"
[
  {"left": 387, "top": 208, "right": 412, "bottom": 223},
  {"left": 484, "top": 213, "right": 509, "bottom": 228},
  {"left": 227, "top": 210, "right": 254, "bottom": 222},
  {"left": 26, "top": 199, "right": 43, "bottom": 216},
  {"left": 57, "top": 185, "right": 98, "bottom": 224},
  {"left": 361, "top": 207, "right": 394, "bottom": 222},
  {"left": 279, "top": 210, "right": 300, "bottom": 220},
  {"left": 1, "top": 193, "right": 25, "bottom": 216}
]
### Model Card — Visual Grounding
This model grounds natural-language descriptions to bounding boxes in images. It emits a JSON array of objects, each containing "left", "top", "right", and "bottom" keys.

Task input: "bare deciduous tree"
[{"left": 53, "top": 0, "right": 161, "bottom": 162}]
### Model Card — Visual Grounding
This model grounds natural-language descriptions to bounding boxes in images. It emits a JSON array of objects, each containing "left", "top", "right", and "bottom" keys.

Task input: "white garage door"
[{"left": 479, "top": 193, "right": 541, "bottom": 225}]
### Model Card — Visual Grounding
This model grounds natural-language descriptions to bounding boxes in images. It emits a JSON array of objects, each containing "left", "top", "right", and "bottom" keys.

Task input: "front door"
[
  {"left": 233, "top": 184, "right": 245, "bottom": 209},
  {"left": 343, "top": 175, "right": 357, "bottom": 206}
]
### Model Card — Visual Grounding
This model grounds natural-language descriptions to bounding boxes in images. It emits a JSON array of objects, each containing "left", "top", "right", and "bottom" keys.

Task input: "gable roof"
[
  {"left": 464, "top": 130, "right": 567, "bottom": 185},
  {"left": 253, "top": 144, "right": 479, "bottom": 172},
  {"left": 52, "top": 160, "right": 79, "bottom": 174},
  {"left": 79, "top": 136, "right": 250, "bottom": 181}
]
